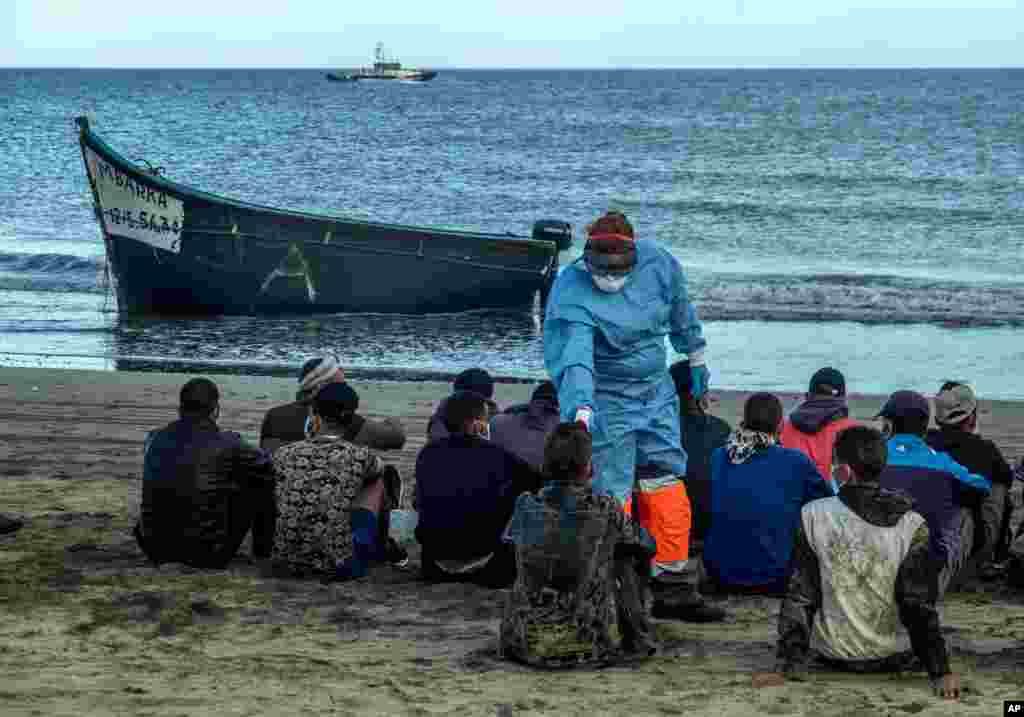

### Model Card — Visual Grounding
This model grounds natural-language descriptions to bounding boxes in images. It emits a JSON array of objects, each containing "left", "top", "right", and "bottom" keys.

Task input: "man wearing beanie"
[
  {"left": 272, "top": 382, "right": 404, "bottom": 578},
  {"left": 780, "top": 367, "right": 860, "bottom": 485},
  {"left": 925, "top": 382, "right": 1014, "bottom": 579},
  {"left": 877, "top": 390, "right": 991, "bottom": 594},
  {"left": 490, "top": 381, "right": 560, "bottom": 473},
  {"left": 544, "top": 210, "right": 722, "bottom": 622},
  {"left": 426, "top": 367, "right": 499, "bottom": 442},
  {"left": 260, "top": 356, "right": 406, "bottom": 454}
]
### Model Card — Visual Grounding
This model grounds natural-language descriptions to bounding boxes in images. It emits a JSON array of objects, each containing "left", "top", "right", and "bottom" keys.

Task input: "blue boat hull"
[{"left": 77, "top": 117, "right": 563, "bottom": 315}]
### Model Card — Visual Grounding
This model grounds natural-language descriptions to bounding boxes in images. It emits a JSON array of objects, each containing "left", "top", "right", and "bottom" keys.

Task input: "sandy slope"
[{"left": 0, "top": 367, "right": 1022, "bottom": 716}]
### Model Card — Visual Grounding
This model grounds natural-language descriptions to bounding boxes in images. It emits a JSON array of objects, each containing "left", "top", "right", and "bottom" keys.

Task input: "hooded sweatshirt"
[
  {"left": 490, "top": 398, "right": 560, "bottom": 473},
  {"left": 776, "top": 482, "right": 950, "bottom": 681},
  {"left": 780, "top": 397, "right": 859, "bottom": 480}
]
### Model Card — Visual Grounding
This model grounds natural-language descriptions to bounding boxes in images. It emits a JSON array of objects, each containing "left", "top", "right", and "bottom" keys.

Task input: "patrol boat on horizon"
[{"left": 326, "top": 43, "right": 438, "bottom": 83}]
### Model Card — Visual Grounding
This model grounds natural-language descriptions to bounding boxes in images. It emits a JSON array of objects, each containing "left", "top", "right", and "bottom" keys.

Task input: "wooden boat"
[{"left": 76, "top": 117, "right": 572, "bottom": 315}]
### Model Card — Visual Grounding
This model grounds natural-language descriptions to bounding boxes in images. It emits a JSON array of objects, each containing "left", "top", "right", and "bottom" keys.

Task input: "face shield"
[{"left": 584, "top": 233, "right": 636, "bottom": 294}]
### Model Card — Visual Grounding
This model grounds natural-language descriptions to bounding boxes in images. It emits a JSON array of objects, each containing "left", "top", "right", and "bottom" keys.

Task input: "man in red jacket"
[{"left": 780, "top": 367, "right": 859, "bottom": 486}]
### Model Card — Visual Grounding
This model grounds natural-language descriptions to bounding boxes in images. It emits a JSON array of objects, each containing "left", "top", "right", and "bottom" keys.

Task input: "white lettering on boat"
[{"left": 85, "top": 147, "right": 184, "bottom": 254}]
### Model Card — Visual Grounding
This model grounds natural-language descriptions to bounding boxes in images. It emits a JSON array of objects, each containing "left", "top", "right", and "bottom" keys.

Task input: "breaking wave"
[{"left": 690, "top": 272, "right": 1024, "bottom": 327}]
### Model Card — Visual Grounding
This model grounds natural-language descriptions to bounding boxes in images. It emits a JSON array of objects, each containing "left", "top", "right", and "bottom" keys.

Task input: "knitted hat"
[{"left": 297, "top": 355, "right": 343, "bottom": 402}]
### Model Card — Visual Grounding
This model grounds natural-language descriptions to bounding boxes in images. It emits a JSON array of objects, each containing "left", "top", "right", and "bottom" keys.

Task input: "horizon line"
[{"left": 3, "top": 64, "right": 1023, "bottom": 71}]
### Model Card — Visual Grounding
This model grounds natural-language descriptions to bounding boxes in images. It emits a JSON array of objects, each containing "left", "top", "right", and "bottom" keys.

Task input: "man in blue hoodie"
[{"left": 877, "top": 390, "right": 991, "bottom": 594}]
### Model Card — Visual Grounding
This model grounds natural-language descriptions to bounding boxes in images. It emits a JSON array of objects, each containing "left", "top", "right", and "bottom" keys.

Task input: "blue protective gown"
[{"left": 543, "top": 239, "right": 706, "bottom": 502}]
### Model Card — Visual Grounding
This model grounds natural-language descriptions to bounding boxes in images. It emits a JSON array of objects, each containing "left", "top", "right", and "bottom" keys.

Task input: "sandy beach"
[{"left": 1, "top": 365, "right": 1022, "bottom": 717}]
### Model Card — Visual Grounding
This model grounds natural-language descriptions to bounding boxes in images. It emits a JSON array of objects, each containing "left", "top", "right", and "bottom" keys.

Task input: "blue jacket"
[
  {"left": 880, "top": 434, "right": 990, "bottom": 564},
  {"left": 703, "top": 445, "right": 833, "bottom": 589}
]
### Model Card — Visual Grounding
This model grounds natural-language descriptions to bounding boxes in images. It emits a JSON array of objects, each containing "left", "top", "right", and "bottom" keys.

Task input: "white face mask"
[{"left": 592, "top": 273, "right": 628, "bottom": 293}]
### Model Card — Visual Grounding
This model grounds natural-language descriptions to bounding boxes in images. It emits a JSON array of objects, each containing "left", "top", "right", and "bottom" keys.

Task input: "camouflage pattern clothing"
[
  {"left": 271, "top": 433, "right": 384, "bottom": 574},
  {"left": 500, "top": 482, "right": 658, "bottom": 668}
]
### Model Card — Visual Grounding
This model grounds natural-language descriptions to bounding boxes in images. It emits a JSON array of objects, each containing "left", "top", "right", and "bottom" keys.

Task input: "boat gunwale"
[{"left": 76, "top": 117, "right": 559, "bottom": 253}]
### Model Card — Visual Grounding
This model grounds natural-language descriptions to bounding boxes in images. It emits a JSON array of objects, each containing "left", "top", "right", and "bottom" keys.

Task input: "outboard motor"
[{"left": 532, "top": 220, "right": 573, "bottom": 252}]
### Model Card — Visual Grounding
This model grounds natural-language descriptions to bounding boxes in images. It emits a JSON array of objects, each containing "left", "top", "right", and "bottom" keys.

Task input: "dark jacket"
[
  {"left": 679, "top": 411, "right": 732, "bottom": 542},
  {"left": 259, "top": 400, "right": 406, "bottom": 454},
  {"left": 776, "top": 482, "right": 950, "bottom": 681},
  {"left": 490, "top": 398, "right": 560, "bottom": 473},
  {"left": 925, "top": 427, "right": 1013, "bottom": 487},
  {"left": 926, "top": 426, "right": 1013, "bottom": 558},
  {"left": 880, "top": 435, "right": 991, "bottom": 564},
  {"left": 139, "top": 416, "right": 273, "bottom": 564},
  {"left": 415, "top": 434, "right": 544, "bottom": 561},
  {"left": 703, "top": 445, "right": 832, "bottom": 590}
]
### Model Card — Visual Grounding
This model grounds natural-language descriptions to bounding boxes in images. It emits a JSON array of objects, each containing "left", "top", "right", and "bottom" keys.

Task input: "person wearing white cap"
[
  {"left": 259, "top": 356, "right": 406, "bottom": 454},
  {"left": 926, "top": 382, "right": 1014, "bottom": 580}
]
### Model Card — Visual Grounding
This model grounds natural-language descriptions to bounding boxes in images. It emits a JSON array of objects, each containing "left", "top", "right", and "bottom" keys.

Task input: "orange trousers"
[{"left": 625, "top": 477, "right": 692, "bottom": 570}]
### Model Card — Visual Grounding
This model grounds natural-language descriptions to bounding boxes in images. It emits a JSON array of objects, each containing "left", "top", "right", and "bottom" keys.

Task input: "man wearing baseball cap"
[
  {"left": 926, "top": 382, "right": 1015, "bottom": 579},
  {"left": 876, "top": 390, "right": 991, "bottom": 594},
  {"left": 780, "top": 367, "right": 860, "bottom": 485}
]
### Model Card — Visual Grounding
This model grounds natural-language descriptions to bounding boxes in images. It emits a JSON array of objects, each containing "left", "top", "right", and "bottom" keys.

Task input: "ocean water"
[{"left": 2, "top": 68, "right": 1023, "bottom": 398}]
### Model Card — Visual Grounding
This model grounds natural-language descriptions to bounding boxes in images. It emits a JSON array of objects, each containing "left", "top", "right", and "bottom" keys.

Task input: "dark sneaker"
[
  {"left": 381, "top": 465, "right": 404, "bottom": 510},
  {"left": 651, "top": 599, "right": 727, "bottom": 623},
  {"left": 979, "top": 560, "right": 1007, "bottom": 581},
  {"left": 384, "top": 537, "right": 409, "bottom": 568},
  {"left": 0, "top": 514, "right": 24, "bottom": 535}
]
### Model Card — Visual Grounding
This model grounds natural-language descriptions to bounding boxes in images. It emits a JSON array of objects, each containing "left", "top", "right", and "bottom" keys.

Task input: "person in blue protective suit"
[{"left": 543, "top": 210, "right": 725, "bottom": 622}]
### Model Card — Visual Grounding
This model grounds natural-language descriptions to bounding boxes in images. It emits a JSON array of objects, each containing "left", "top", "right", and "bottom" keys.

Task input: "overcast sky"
[{"left": 5, "top": 1, "right": 1022, "bottom": 68}]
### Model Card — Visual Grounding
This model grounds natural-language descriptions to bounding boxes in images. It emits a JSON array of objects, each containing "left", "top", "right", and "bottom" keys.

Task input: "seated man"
[
  {"left": 272, "top": 382, "right": 403, "bottom": 578},
  {"left": 134, "top": 378, "right": 276, "bottom": 569},
  {"left": 926, "top": 382, "right": 1014, "bottom": 578},
  {"left": 260, "top": 355, "right": 406, "bottom": 454},
  {"left": 780, "top": 367, "right": 859, "bottom": 484},
  {"left": 416, "top": 391, "right": 544, "bottom": 588},
  {"left": 501, "top": 422, "right": 658, "bottom": 667},
  {"left": 702, "top": 392, "right": 833, "bottom": 595},
  {"left": 754, "top": 426, "right": 960, "bottom": 701},
  {"left": 426, "top": 368, "right": 498, "bottom": 442},
  {"left": 876, "top": 390, "right": 990, "bottom": 594},
  {"left": 669, "top": 359, "right": 732, "bottom": 545},
  {"left": 490, "top": 381, "right": 560, "bottom": 473}
]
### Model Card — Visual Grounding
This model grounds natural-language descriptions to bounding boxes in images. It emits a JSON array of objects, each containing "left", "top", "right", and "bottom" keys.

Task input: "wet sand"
[{"left": 0, "top": 366, "right": 1022, "bottom": 716}]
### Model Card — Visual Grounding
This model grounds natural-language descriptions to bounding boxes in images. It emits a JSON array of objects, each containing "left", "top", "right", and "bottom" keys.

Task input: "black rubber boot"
[
  {"left": 650, "top": 572, "right": 727, "bottom": 623},
  {"left": 0, "top": 514, "right": 24, "bottom": 535}
]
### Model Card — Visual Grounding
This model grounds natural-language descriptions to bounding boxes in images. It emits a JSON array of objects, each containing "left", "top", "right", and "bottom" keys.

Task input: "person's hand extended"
[
  {"left": 933, "top": 673, "right": 961, "bottom": 701},
  {"left": 751, "top": 672, "right": 785, "bottom": 689}
]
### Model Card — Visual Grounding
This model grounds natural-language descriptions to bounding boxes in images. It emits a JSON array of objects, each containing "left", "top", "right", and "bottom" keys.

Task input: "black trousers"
[{"left": 135, "top": 481, "right": 277, "bottom": 569}]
